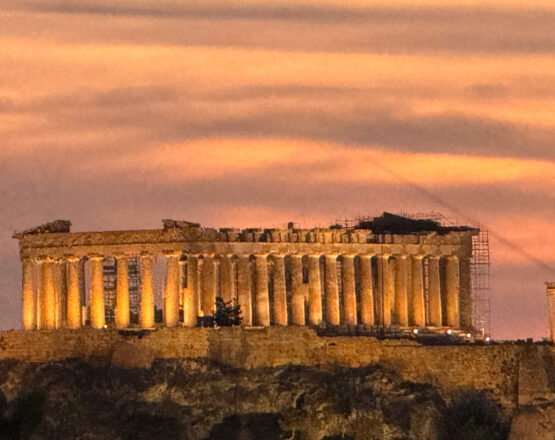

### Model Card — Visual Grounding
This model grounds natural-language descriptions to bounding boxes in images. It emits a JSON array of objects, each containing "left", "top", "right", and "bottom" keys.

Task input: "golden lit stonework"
[{"left": 14, "top": 214, "right": 478, "bottom": 332}]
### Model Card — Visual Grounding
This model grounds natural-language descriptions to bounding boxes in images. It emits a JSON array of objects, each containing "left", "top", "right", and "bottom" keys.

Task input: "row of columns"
[{"left": 22, "top": 252, "right": 462, "bottom": 331}]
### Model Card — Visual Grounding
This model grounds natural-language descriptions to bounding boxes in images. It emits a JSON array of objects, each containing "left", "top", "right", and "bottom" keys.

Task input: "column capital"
[
  {"left": 341, "top": 253, "right": 356, "bottom": 259},
  {"left": 380, "top": 253, "right": 391, "bottom": 259},
  {"left": 36, "top": 255, "right": 55, "bottom": 263},
  {"left": 89, "top": 254, "right": 104, "bottom": 262},
  {"left": 428, "top": 255, "right": 440, "bottom": 260},
  {"left": 64, "top": 255, "right": 81, "bottom": 263},
  {"left": 412, "top": 253, "right": 426, "bottom": 260},
  {"left": 358, "top": 253, "right": 374, "bottom": 259},
  {"left": 139, "top": 253, "right": 155, "bottom": 265},
  {"left": 162, "top": 250, "right": 182, "bottom": 258},
  {"left": 446, "top": 254, "right": 460, "bottom": 261},
  {"left": 113, "top": 253, "right": 130, "bottom": 260}
]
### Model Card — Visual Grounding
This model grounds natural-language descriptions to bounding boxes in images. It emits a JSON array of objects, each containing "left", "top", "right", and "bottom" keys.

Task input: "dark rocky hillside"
[{"left": 0, "top": 358, "right": 511, "bottom": 440}]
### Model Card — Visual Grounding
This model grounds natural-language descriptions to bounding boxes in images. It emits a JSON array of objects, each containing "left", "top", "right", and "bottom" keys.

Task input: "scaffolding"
[
  {"left": 341, "top": 211, "right": 491, "bottom": 335},
  {"left": 470, "top": 230, "right": 491, "bottom": 337},
  {"left": 102, "top": 256, "right": 141, "bottom": 326}
]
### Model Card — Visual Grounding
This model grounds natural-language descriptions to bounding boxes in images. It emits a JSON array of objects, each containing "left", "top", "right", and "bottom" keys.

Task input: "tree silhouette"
[{"left": 198, "top": 297, "right": 242, "bottom": 327}]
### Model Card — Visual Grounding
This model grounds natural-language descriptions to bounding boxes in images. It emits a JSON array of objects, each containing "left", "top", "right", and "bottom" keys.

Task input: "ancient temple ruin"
[{"left": 14, "top": 213, "right": 478, "bottom": 333}]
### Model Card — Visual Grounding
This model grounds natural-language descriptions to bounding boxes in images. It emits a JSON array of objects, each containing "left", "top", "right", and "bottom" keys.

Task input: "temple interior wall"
[{"left": 0, "top": 327, "right": 552, "bottom": 409}]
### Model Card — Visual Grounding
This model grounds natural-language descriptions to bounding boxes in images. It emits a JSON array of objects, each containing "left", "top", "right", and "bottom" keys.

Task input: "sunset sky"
[{"left": 1, "top": 0, "right": 554, "bottom": 339}]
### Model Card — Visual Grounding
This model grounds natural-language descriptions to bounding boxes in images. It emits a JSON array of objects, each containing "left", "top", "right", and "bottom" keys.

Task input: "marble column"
[
  {"left": 35, "top": 258, "right": 45, "bottom": 329},
  {"left": 184, "top": 255, "right": 199, "bottom": 327},
  {"left": 428, "top": 256, "right": 442, "bottom": 327},
  {"left": 394, "top": 254, "right": 409, "bottom": 327},
  {"left": 213, "top": 256, "right": 221, "bottom": 300},
  {"left": 178, "top": 259, "right": 186, "bottom": 321},
  {"left": 196, "top": 257, "right": 204, "bottom": 317},
  {"left": 290, "top": 254, "right": 306, "bottom": 325},
  {"left": 40, "top": 257, "right": 57, "bottom": 329},
  {"left": 307, "top": 254, "right": 322, "bottom": 325},
  {"left": 164, "top": 251, "right": 181, "bottom": 327},
  {"left": 359, "top": 255, "right": 374, "bottom": 325},
  {"left": 254, "top": 254, "right": 270, "bottom": 326},
  {"left": 90, "top": 255, "right": 105, "bottom": 329},
  {"left": 66, "top": 256, "right": 81, "bottom": 329},
  {"left": 114, "top": 255, "right": 129, "bottom": 329},
  {"left": 445, "top": 255, "right": 460, "bottom": 328},
  {"left": 381, "top": 254, "right": 394, "bottom": 327},
  {"left": 56, "top": 258, "right": 67, "bottom": 329},
  {"left": 341, "top": 255, "right": 357, "bottom": 325},
  {"left": 237, "top": 255, "right": 253, "bottom": 326},
  {"left": 21, "top": 258, "right": 35, "bottom": 330},
  {"left": 459, "top": 256, "right": 473, "bottom": 329},
  {"left": 140, "top": 253, "right": 154, "bottom": 328},
  {"left": 201, "top": 255, "right": 217, "bottom": 316},
  {"left": 411, "top": 255, "right": 426, "bottom": 327},
  {"left": 324, "top": 255, "right": 340, "bottom": 325},
  {"left": 220, "top": 255, "right": 234, "bottom": 303},
  {"left": 272, "top": 254, "right": 288, "bottom": 325}
]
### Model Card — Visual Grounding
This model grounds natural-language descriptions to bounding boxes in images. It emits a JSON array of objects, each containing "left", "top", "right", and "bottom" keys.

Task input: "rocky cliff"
[
  {"left": 0, "top": 356, "right": 504, "bottom": 440},
  {"left": 0, "top": 327, "right": 553, "bottom": 439}
]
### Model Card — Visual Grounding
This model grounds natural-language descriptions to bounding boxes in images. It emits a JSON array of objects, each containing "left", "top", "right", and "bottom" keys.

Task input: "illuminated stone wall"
[
  {"left": 0, "top": 327, "right": 552, "bottom": 409},
  {"left": 15, "top": 220, "right": 476, "bottom": 332}
]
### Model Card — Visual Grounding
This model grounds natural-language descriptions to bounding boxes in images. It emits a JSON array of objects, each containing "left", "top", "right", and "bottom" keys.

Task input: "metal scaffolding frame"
[{"left": 340, "top": 212, "right": 491, "bottom": 335}]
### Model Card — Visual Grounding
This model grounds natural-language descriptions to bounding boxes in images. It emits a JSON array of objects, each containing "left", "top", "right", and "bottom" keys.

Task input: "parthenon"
[{"left": 14, "top": 213, "right": 478, "bottom": 332}]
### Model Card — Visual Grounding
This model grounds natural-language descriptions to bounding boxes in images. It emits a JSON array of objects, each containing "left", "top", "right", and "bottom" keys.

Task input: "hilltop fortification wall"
[{"left": 0, "top": 327, "right": 552, "bottom": 409}]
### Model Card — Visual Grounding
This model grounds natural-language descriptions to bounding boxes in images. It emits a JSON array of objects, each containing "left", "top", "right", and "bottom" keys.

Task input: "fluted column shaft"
[
  {"left": 22, "top": 258, "right": 35, "bottom": 330},
  {"left": 184, "top": 255, "right": 199, "bottom": 327},
  {"left": 66, "top": 256, "right": 81, "bottom": 329},
  {"left": 40, "top": 258, "right": 57, "bottom": 329},
  {"left": 381, "top": 255, "right": 394, "bottom": 327},
  {"left": 201, "top": 255, "right": 217, "bottom": 316},
  {"left": 220, "top": 255, "right": 234, "bottom": 303},
  {"left": 307, "top": 255, "right": 322, "bottom": 325},
  {"left": 237, "top": 255, "right": 252, "bottom": 326},
  {"left": 359, "top": 255, "right": 374, "bottom": 325},
  {"left": 254, "top": 254, "right": 270, "bottom": 326},
  {"left": 428, "top": 256, "right": 442, "bottom": 327},
  {"left": 90, "top": 255, "right": 105, "bottom": 329},
  {"left": 445, "top": 255, "right": 460, "bottom": 328},
  {"left": 272, "top": 254, "right": 288, "bottom": 325},
  {"left": 36, "top": 259, "right": 44, "bottom": 329},
  {"left": 459, "top": 257, "right": 472, "bottom": 329},
  {"left": 411, "top": 255, "right": 426, "bottom": 327},
  {"left": 341, "top": 255, "right": 357, "bottom": 325},
  {"left": 394, "top": 255, "right": 409, "bottom": 327},
  {"left": 164, "top": 252, "right": 181, "bottom": 327},
  {"left": 115, "top": 255, "right": 129, "bottom": 329},
  {"left": 140, "top": 254, "right": 154, "bottom": 328},
  {"left": 290, "top": 255, "right": 306, "bottom": 325},
  {"left": 324, "top": 255, "right": 340, "bottom": 325},
  {"left": 56, "top": 259, "right": 67, "bottom": 328}
]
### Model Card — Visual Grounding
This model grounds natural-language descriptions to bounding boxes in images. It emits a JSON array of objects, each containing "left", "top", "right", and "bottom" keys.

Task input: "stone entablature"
[{"left": 14, "top": 216, "right": 477, "bottom": 333}]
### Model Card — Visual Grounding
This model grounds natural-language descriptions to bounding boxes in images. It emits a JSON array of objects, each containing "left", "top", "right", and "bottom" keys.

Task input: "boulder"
[
  {"left": 111, "top": 341, "right": 155, "bottom": 368},
  {"left": 509, "top": 402, "right": 555, "bottom": 440}
]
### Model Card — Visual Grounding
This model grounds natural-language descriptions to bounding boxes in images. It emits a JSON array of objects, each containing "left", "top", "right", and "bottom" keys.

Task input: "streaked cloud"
[{"left": 0, "top": 0, "right": 553, "bottom": 339}]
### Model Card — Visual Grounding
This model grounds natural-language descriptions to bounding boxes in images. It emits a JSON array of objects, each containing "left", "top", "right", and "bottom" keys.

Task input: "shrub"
[{"left": 437, "top": 390, "right": 509, "bottom": 440}]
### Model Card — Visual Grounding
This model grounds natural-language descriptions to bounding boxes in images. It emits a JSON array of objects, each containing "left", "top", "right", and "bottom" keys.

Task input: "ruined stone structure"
[
  {"left": 14, "top": 214, "right": 477, "bottom": 332},
  {"left": 547, "top": 282, "right": 555, "bottom": 341}
]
